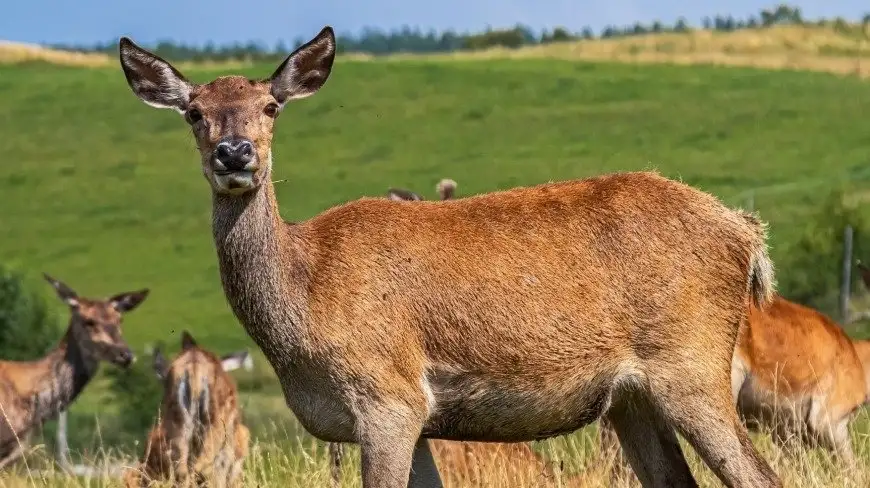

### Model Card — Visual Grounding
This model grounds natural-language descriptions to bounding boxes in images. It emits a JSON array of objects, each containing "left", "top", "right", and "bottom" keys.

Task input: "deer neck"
[
  {"left": 29, "top": 331, "right": 99, "bottom": 425},
  {"left": 212, "top": 180, "right": 310, "bottom": 366}
]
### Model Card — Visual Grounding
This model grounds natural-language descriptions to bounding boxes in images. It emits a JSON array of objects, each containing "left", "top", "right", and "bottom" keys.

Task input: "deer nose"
[
  {"left": 117, "top": 349, "right": 135, "bottom": 367},
  {"left": 214, "top": 137, "right": 255, "bottom": 171}
]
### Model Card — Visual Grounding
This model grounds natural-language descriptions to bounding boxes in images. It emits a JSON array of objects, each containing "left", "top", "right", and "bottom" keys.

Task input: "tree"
[{"left": 674, "top": 17, "right": 690, "bottom": 32}]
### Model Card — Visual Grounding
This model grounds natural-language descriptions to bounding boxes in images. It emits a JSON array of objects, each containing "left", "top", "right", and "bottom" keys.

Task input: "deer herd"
[{"left": 0, "top": 24, "right": 868, "bottom": 488}]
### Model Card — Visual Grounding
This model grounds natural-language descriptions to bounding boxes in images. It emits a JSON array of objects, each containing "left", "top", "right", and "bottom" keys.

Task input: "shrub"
[{"left": 0, "top": 265, "right": 61, "bottom": 361}]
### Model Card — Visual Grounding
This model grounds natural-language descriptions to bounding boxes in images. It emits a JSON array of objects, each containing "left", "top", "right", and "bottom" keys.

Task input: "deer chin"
[{"left": 213, "top": 170, "right": 259, "bottom": 195}]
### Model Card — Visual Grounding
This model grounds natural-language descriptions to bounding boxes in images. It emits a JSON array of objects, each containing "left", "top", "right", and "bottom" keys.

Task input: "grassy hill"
[{"left": 2, "top": 36, "right": 870, "bottom": 483}]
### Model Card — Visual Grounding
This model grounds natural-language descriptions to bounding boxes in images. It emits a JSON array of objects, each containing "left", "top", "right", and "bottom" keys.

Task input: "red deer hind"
[
  {"left": 0, "top": 274, "right": 148, "bottom": 469},
  {"left": 119, "top": 26, "right": 781, "bottom": 487},
  {"left": 124, "top": 331, "right": 250, "bottom": 488}
]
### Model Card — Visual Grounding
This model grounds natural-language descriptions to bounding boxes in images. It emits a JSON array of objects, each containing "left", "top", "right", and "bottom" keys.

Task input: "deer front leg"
[
  {"left": 357, "top": 400, "right": 442, "bottom": 488},
  {"left": 329, "top": 442, "right": 344, "bottom": 487},
  {"left": 0, "top": 442, "right": 27, "bottom": 471}
]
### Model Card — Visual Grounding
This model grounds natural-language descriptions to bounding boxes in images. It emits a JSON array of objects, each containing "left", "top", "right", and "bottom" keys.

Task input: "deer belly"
[
  {"left": 421, "top": 371, "right": 611, "bottom": 442},
  {"left": 278, "top": 376, "right": 357, "bottom": 443}
]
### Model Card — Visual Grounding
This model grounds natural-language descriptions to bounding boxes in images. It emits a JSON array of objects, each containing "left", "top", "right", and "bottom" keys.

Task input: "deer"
[
  {"left": 118, "top": 26, "right": 782, "bottom": 488},
  {"left": 0, "top": 274, "right": 148, "bottom": 470},
  {"left": 150, "top": 342, "right": 254, "bottom": 380},
  {"left": 124, "top": 331, "right": 250, "bottom": 488},
  {"left": 730, "top": 293, "right": 869, "bottom": 466},
  {"left": 602, "top": 278, "right": 870, "bottom": 484},
  {"left": 326, "top": 179, "right": 577, "bottom": 487}
]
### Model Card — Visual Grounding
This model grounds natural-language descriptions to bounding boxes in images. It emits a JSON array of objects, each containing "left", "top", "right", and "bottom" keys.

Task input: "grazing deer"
[
  {"left": 730, "top": 295, "right": 867, "bottom": 465},
  {"left": 124, "top": 331, "right": 249, "bottom": 488},
  {"left": 0, "top": 274, "right": 148, "bottom": 469},
  {"left": 119, "top": 26, "right": 781, "bottom": 488}
]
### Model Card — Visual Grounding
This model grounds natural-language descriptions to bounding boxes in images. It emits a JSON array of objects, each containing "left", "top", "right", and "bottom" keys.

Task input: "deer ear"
[
  {"left": 386, "top": 188, "right": 423, "bottom": 201},
  {"left": 220, "top": 351, "right": 252, "bottom": 372},
  {"left": 43, "top": 273, "right": 79, "bottom": 307},
  {"left": 110, "top": 289, "right": 150, "bottom": 313},
  {"left": 181, "top": 330, "right": 197, "bottom": 350},
  {"left": 269, "top": 26, "right": 336, "bottom": 106},
  {"left": 119, "top": 37, "right": 194, "bottom": 114}
]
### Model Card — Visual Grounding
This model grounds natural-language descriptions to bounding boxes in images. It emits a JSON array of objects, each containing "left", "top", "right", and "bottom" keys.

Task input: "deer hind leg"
[
  {"left": 650, "top": 358, "right": 782, "bottom": 488},
  {"left": 805, "top": 399, "right": 857, "bottom": 467},
  {"left": 604, "top": 387, "right": 696, "bottom": 488}
]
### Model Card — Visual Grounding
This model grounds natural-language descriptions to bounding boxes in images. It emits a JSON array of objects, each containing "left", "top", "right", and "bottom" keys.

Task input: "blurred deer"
[
  {"left": 120, "top": 27, "right": 780, "bottom": 487},
  {"left": 124, "top": 331, "right": 249, "bottom": 488},
  {"left": 0, "top": 274, "right": 148, "bottom": 470}
]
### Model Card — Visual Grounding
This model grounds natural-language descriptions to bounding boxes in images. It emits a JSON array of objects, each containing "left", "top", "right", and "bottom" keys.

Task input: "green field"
[{"left": 2, "top": 55, "right": 870, "bottom": 483}]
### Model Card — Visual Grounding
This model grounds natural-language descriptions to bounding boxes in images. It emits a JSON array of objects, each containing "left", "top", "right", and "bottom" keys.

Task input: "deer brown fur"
[
  {"left": 731, "top": 295, "right": 867, "bottom": 464},
  {"left": 604, "top": 279, "right": 870, "bottom": 482},
  {"left": 119, "top": 26, "right": 781, "bottom": 488},
  {"left": 328, "top": 180, "right": 579, "bottom": 487},
  {"left": 0, "top": 274, "right": 147, "bottom": 470},
  {"left": 124, "top": 331, "right": 249, "bottom": 488}
]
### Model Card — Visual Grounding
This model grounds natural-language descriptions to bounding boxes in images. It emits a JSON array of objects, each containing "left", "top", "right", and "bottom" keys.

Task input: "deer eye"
[
  {"left": 186, "top": 108, "right": 203, "bottom": 125},
  {"left": 264, "top": 103, "right": 279, "bottom": 118}
]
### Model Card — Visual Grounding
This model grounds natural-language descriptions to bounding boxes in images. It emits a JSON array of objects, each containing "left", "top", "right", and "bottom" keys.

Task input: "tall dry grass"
[
  {"left": 1, "top": 412, "right": 867, "bottom": 487},
  {"left": 3, "top": 24, "right": 870, "bottom": 78}
]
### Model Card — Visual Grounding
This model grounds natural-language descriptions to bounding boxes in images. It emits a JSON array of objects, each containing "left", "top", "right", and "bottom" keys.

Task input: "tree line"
[{"left": 52, "top": 4, "right": 870, "bottom": 62}]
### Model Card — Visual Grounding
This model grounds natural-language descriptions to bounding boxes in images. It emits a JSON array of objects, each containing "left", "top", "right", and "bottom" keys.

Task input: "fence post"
[
  {"left": 841, "top": 225, "right": 854, "bottom": 324},
  {"left": 56, "top": 410, "right": 71, "bottom": 470}
]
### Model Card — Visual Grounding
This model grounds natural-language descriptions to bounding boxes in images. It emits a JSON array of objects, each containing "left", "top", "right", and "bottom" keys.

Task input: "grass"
[
  {"left": 2, "top": 414, "right": 869, "bottom": 486},
  {"left": 2, "top": 33, "right": 870, "bottom": 485}
]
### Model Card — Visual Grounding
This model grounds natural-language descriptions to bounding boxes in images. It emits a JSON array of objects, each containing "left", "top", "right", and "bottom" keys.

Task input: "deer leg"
[
  {"left": 805, "top": 403, "right": 857, "bottom": 468},
  {"left": 0, "top": 442, "right": 27, "bottom": 471},
  {"left": 407, "top": 438, "right": 442, "bottom": 488},
  {"left": 651, "top": 365, "right": 782, "bottom": 488},
  {"left": 357, "top": 400, "right": 441, "bottom": 488},
  {"left": 329, "top": 442, "right": 344, "bottom": 487},
  {"left": 597, "top": 418, "right": 637, "bottom": 487},
  {"left": 604, "top": 389, "right": 696, "bottom": 488}
]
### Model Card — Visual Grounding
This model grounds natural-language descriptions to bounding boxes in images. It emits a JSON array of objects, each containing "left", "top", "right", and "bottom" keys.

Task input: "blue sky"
[{"left": 2, "top": 1, "right": 867, "bottom": 47}]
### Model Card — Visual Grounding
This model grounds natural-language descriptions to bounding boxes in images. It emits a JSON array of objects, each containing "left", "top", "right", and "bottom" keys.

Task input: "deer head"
[
  {"left": 118, "top": 27, "right": 336, "bottom": 196},
  {"left": 43, "top": 274, "right": 149, "bottom": 368},
  {"left": 151, "top": 331, "right": 253, "bottom": 380}
]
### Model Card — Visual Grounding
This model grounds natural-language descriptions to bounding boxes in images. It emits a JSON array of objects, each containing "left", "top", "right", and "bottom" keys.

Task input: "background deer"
[
  {"left": 119, "top": 26, "right": 781, "bottom": 487},
  {"left": 0, "top": 274, "right": 148, "bottom": 470},
  {"left": 731, "top": 294, "right": 868, "bottom": 464},
  {"left": 124, "top": 331, "right": 249, "bottom": 488},
  {"left": 151, "top": 343, "right": 254, "bottom": 380}
]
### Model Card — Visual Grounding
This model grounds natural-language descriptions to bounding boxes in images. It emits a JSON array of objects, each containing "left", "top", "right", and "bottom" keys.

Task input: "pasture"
[{"left": 1, "top": 34, "right": 870, "bottom": 485}]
